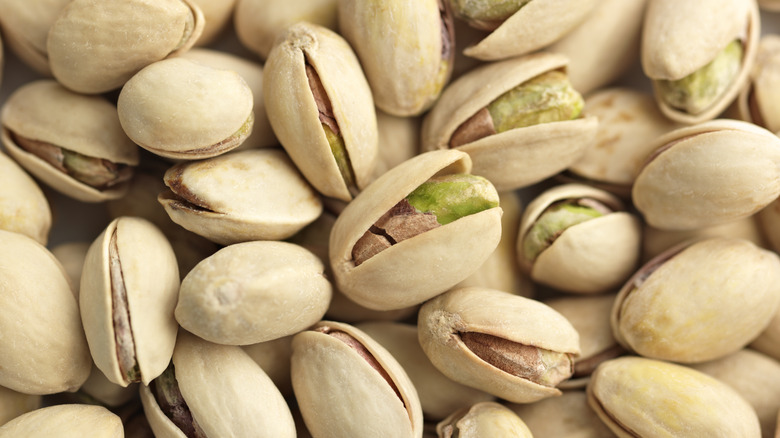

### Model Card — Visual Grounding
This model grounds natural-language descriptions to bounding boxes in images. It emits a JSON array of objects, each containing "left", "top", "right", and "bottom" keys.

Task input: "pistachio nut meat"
[
  {"left": 632, "top": 119, "right": 780, "bottom": 230},
  {"left": 642, "top": 0, "right": 759, "bottom": 123},
  {"left": 436, "top": 402, "right": 532, "bottom": 438},
  {"left": 418, "top": 287, "right": 580, "bottom": 403},
  {"left": 0, "top": 404, "right": 123, "bottom": 438},
  {"left": 141, "top": 331, "right": 296, "bottom": 438},
  {"left": 0, "top": 150, "right": 51, "bottom": 245},
  {"left": 611, "top": 238, "right": 780, "bottom": 363},
  {"left": 158, "top": 149, "right": 323, "bottom": 245},
  {"left": 422, "top": 52, "right": 597, "bottom": 191},
  {"left": 738, "top": 35, "right": 780, "bottom": 134},
  {"left": 1, "top": 80, "right": 140, "bottom": 203},
  {"left": 264, "top": 22, "right": 378, "bottom": 201},
  {"left": 0, "top": 0, "right": 70, "bottom": 75},
  {"left": 518, "top": 184, "right": 642, "bottom": 294},
  {"left": 80, "top": 217, "right": 180, "bottom": 387},
  {"left": 338, "top": 0, "right": 455, "bottom": 116},
  {"left": 291, "top": 321, "right": 424, "bottom": 438},
  {"left": 588, "top": 356, "right": 761, "bottom": 437},
  {"left": 47, "top": 0, "right": 204, "bottom": 94},
  {"left": 329, "top": 149, "right": 502, "bottom": 311}
]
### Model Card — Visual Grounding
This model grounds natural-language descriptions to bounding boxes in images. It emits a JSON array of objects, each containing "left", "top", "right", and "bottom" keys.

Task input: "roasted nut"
[
  {"left": 739, "top": 35, "right": 780, "bottom": 133},
  {"left": 0, "top": 404, "right": 123, "bottom": 438},
  {"left": 0, "top": 386, "right": 40, "bottom": 428},
  {"left": 0, "top": 150, "right": 51, "bottom": 245},
  {"left": 508, "top": 390, "right": 617, "bottom": 437},
  {"left": 436, "top": 402, "right": 532, "bottom": 438}
]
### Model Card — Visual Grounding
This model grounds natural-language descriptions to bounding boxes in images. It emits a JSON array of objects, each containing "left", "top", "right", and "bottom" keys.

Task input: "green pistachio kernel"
[
  {"left": 405, "top": 174, "right": 499, "bottom": 225},
  {"left": 657, "top": 39, "right": 743, "bottom": 115},
  {"left": 323, "top": 124, "right": 356, "bottom": 189},
  {"left": 523, "top": 202, "right": 604, "bottom": 262},
  {"left": 62, "top": 150, "right": 129, "bottom": 189},
  {"left": 451, "top": 0, "right": 531, "bottom": 26}
]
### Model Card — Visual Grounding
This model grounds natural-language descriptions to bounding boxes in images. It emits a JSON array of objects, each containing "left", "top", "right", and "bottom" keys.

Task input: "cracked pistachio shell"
[
  {"left": 176, "top": 241, "right": 332, "bottom": 345},
  {"left": 141, "top": 331, "right": 296, "bottom": 438},
  {"left": 0, "top": 386, "right": 40, "bottom": 428},
  {"left": 47, "top": 0, "right": 204, "bottom": 94},
  {"left": 158, "top": 149, "right": 323, "bottom": 245},
  {"left": 291, "top": 320, "right": 423, "bottom": 438},
  {"left": 1, "top": 80, "right": 140, "bottom": 202},
  {"left": 422, "top": 53, "right": 597, "bottom": 191},
  {"left": 461, "top": 0, "right": 597, "bottom": 61},
  {"left": 0, "top": 405, "right": 122, "bottom": 438},
  {"left": 612, "top": 238, "right": 780, "bottom": 363},
  {"left": 190, "top": 0, "right": 235, "bottom": 46},
  {"left": 739, "top": 35, "right": 780, "bottom": 133},
  {"left": 0, "top": 0, "right": 68, "bottom": 74},
  {"left": 632, "top": 119, "right": 780, "bottom": 230},
  {"left": 642, "top": 0, "right": 759, "bottom": 123},
  {"left": 418, "top": 287, "right": 581, "bottom": 403},
  {"left": 118, "top": 58, "right": 254, "bottom": 160},
  {"left": 588, "top": 356, "right": 761, "bottom": 438},
  {"left": 436, "top": 402, "right": 532, "bottom": 438},
  {"left": 508, "top": 390, "right": 617, "bottom": 438},
  {"left": 518, "top": 184, "right": 641, "bottom": 294},
  {"left": 264, "top": 22, "right": 378, "bottom": 201},
  {"left": 80, "top": 217, "right": 180, "bottom": 387},
  {"left": 338, "top": 0, "right": 454, "bottom": 116},
  {"left": 329, "top": 149, "right": 502, "bottom": 311},
  {"left": 0, "top": 151, "right": 50, "bottom": 245},
  {"left": 0, "top": 230, "right": 91, "bottom": 395}
]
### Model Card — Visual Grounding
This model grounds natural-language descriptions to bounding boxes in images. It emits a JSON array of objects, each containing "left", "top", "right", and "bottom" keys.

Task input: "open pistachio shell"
[
  {"left": 418, "top": 287, "right": 581, "bottom": 403},
  {"left": 422, "top": 52, "right": 597, "bottom": 191},
  {"left": 461, "top": 0, "right": 597, "bottom": 61},
  {"left": 612, "top": 238, "right": 780, "bottom": 363},
  {"left": 47, "top": 0, "right": 204, "bottom": 94},
  {"left": 588, "top": 356, "right": 761, "bottom": 438},
  {"left": 329, "top": 149, "right": 502, "bottom": 311},
  {"left": 738, "top": 35, "right": 780, "bottom": 133},
  {"left": 632, "top": 119, "right": 780, "bottom": 230},
  {"left": 0, "top": 0, "right": 69, "bottom": 74},
  {"left": 291, "top": 321, "right": 423, "bottom": 438},
  {"left": 436, "top": 402, "right": 532, "bottom": 438},
  {"left": 80, "top": 217, "right": 180, "bottom": 387},
  {"left": 158, "top": 149, "right": 323, "bottom": 245},
  {"left": 264, "top": 22, "right": 378, "bottom": 201},
  {"left": 0, "top": 405, "right": 123, "bottom": 438},
  {"left": 0, "top": 151, "right": 50, "bottom": 245},
  {"left": 518, "top": 184, "right": 641, "bottom": 294},
  {"left": 752, "top": 306, "right": 780, "bottom": 362},
  {"left": 1, "top": 80, "right": 140, "bottom": 202},
  {"left": 642, "top": 0, "right": 759, "bottom": 123}
]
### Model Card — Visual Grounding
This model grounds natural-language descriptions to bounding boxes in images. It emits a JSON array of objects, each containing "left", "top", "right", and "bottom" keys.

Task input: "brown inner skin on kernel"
[
  {"left": 152, "top": 365, "right": 207, "bottom": 438},
  {"left": 351, "top": 199, "right": 440, "bottom": 266},
  {"left": 109, "top": 227, "right": 140, "bottom": 383},
  {"left": 159, "top": 165, "right": 217, "bottom": 214}
]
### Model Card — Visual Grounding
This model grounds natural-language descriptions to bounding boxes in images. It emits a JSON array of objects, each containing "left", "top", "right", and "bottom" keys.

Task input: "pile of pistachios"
[{"left": 3, "top": 0, "right": 780, "bottom": 437}]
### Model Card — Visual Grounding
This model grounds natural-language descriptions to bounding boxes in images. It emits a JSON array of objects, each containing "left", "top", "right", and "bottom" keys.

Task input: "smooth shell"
[
  {"left": 0, "top": 151, "right": 50, "bottom": 245},
  {"left": 0, "top": 405, "right": 123, "bottom": 438},
  {"left": 436, "top": 402, "right": 532, "bottom": 438},
  {"left": 508, "top": 390, "right": 617, "bottom": 438},
  {"left": 0, "top": 0, "right": 70, "bottom": 74},
  {"left": 738, "top": 35, "right": 780, "bottom": 133}
]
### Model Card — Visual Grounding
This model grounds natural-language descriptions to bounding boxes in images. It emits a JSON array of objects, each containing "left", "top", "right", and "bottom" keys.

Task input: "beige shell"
[
  {"left": 141, "top": 331, "right": 296, "bottom": 438},
  {"left": 612, "top": 238, "right": 780, "bottom": 363},
  {"left": 0, "top": 151, "right": 50, "bottom": 245},
  {"left": 758, "top": 197, "right": 780, "bottom": 254},
  {"left": 264, "top": 22, "right": 378, "bottom": 201},
  {"left": 436, "top": 402, "right": 532, "bottom": 438},
  {"left": 642, "top": 0, "right": 759, "bottom": 123},
  {"left": 738, "top": 35, "right": 780, "bottom": 133},
  {"left": 752, "top": 306, "right": 780, "bottom": 362},
  {"left": 0, "top": 405, "right": 123, "bottom": 438},
  {"left": 507, "top": 390, "right": 617, "bottom": 438},
  {"left": 80, "top": 217, "right": 180, "bottom": 387},
  {"left": 118, "top": 58, "right": 254, "bottom": 160},
  {"left": 190, "top": 0, "right": 235, "bottom": 45},
  {"left": 0, "top": 386, "right": 40, "bottom": 428},
  {"left": 461, "top": 0, "right": 597, "bottom": 61},
  {"left": 329, "top": 149, "right": 502, "bottom": 311},
  {"left": 176, "top": 241, "right": 332, "bottom": 345},
  {"left": 0, "top": 230, "right": 91, "bottom": 395},
  {"left": 47, "top": 0, "right": 204, "bottom": 94},
  {"left": 158, "top": 149, "right": 323, "bottom": 245},
  {"left": 338, "top": 0, "right": 454, "bottom": 116},
  {"left": 632, "top": 119, "right": 780, "bottom": 230},
  {"left": 291, "top": 320, "right": 423, "bottom": 438},
  {"left": 1, "top": 80, "right": 140, "bottom": 202},
  {"left": 422, "top": 52, "right": 598, "bottom": 191},
  {"left": 418, "top": 287, "right": 581, "bottom": 403},
  {"left": 588, "top": 356, "right": 761, "bottom": 437},
  {"left": 234, "top": 0, "right": 338, "bottom": 60},
  {"left": 0, "top": 0, "right": 69, "bottom": 74},
  {"left": 518, "top": 184, "right": 641, "bottom": 294},
  {"left": 243, "top": 335, "right": 294, "bottom": 398}
]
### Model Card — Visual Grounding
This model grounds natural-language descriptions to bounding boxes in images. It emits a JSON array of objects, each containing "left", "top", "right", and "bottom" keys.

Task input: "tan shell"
[
  {"left": 461, "top": 0, "right": 597, "bottom": 61},
  {"left": 243, "top": 335, "right": 294, "bottom": 398},
  {"left": 518, "top": 184, "right": 641, "bottom": 294},
  {"left": 47, "top": 0, "right": 204, "bottom": 94},
  {"left": 738, "top": 35, "right": 780, "bottom": 133},
  {"left": 758, "top": 197, "right": 780, "bottom": 254},
  {"left": 141, "top": 331, "right": 296, "bottom": 438},
  {"left": 0, "top": 405, "right": 123, "bottom": 438},
  {"left": 612, "top": 238, "right": 780, "bottom": 363},
  {"left": 752, "top": 306, "right": 780, "bottom": 362},
  {"left": 0, "top": 386, "right": 40, "bottom": 428},
  {"left": 422, "top": 52, "right": 598, "bottom": 191},
  {"left": 158, "top": 149, "right": 323, "bottom": 245},
  {"left": 588, "top": 356, "right": 761, "bottom": 437},
  {"left": 418, "top": 287, "right": 581, "bottom": 403},
  {"left": 642, "top": 0, "right": 759, "bottom": 123},
  {"left": 0, "top": 230, "right": 91, "bottom": 394},
  {"left": 291, "top": 320, "right": 423, "bottom": 438},
  {"left": 190, "top": 0, "right": 235, "bottom": 45},
  {"left": 50, "top": 242, "right": 90, "bottom": 298},
  {"left": 0, "top": 151, "right": 50, "bottom": 245},
  {"left": 507, "top": 390, "right": 617, "bottom": 438},
  {"left": 264, "top": 22, "right": 378, "bottom": 201},
  {"left": 329, "top": 149, "right": 502, "bottom": 311},
  {"left": 0, "top": 0, "right": 67, "bottom": 74},
  {"left": 1, "top": 80, "right": 140, "bottom": 202},
  {"left": 436, "top": 402, "right": 532, "bottom": 438},
  {"left": 118, "top": 58, "right": 254, "bottom": 160},
  {"left": 80, "top": 217, "right": 180, "bottom": 387},
  {"left": 79, "top": 365, "right": 137, "bottom": 408},
  {"left": 632, "top": 119, "right": 780, "bottom": 230}
]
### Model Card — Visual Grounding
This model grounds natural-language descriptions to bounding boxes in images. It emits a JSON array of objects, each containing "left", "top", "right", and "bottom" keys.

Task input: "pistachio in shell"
[
  {"left": 0, "top": 151, "right": 51, "bottom": 245},
  {"left": 189, "top": 0, "right": 235, "bottom": 46},
  {"left": 0, "top": 0, "right": 70, "bottom": 75},
  {"left": 437, "top": 402, "right": 532, "bottom": 438},
  {"left": 0, "top": 404, "right": 123, "bottom": 438},
  {"left": 0, "top": 386, "right": 40, "bottom": 428},
  {"left": 739, "top": 35, "right": 780, "bottom": 134},
  {"left": 507, "top": 390, "right": 617, "bottom": 437}
]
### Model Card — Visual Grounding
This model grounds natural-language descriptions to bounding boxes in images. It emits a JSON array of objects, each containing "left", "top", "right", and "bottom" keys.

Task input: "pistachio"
[
  {"left": 0, "top": 0, "right": 70, "bottom": 74},
  {"left": 189, "top": 0, "right": 236, "bottom": 46},
  {"left": 150, "top": 364, "right": 207, "bottom": 438},
  {"left": 521, "top": 199, "right": 608, "bottom": 262},
  {"left": 0, "top": 386, "right": 40, "bottom": 428},
  {"left": 507, "top": 390, "right": 617, "bottom": 437},
  {"left": 0, "top": 405, "right": 123, "bottom": 438},
  {"left": 0, "top": 151, "right": 51, "bottom": 245},
  {"left": 450, "top": 0, "right": 530, "bottom": 30},
  {"left": 437, "top": 402, "right": 533, "bottom": 438}
]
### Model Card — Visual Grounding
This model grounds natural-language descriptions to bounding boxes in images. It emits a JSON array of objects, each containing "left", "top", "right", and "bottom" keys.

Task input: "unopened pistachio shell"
[
  {"left": 739, "top": 35, "right": 780, "bottom": 133},
  {"left": 47, "top": 0, "right": 204, "bottom": 94},
  {"left": 0, "top": 404, "right": 123, "bottom": 438},
  {"left": 0, "top": 0, "right": 69, "bottom": 74},
  {"left": 0, "top": 151, "right": 50, "bottom": 245},
  {"left": 508, "top": 390, "right": 617, "bottom": 438},
  {"left": 0, "top": 386, "right": 40, "bottom": 428},
  {"left": 0, "top": 230, "right": 91, "bottom": 395},
  {"left": 588, "top": 356, "right": 761, "bottom": 437},
  {"left": 436, "top": 402, "right": 532, "bottom": 438}
]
